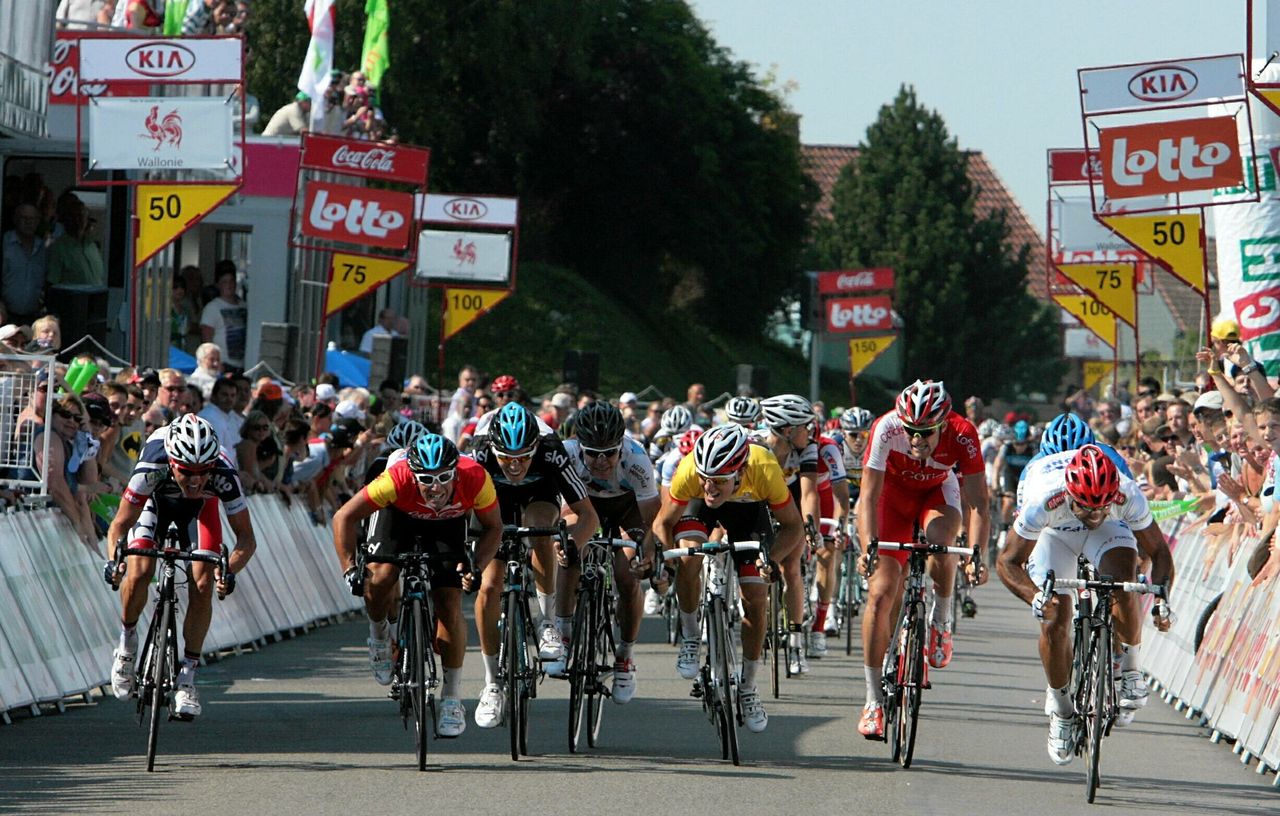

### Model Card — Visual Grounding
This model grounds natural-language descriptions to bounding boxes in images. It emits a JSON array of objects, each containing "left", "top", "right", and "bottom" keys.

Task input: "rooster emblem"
[
  {"left": 140, "top": 105, "right": 183, "bottom": 151},
  {"left": 452, "top": 238, "right": 477, "bottom": 266}
]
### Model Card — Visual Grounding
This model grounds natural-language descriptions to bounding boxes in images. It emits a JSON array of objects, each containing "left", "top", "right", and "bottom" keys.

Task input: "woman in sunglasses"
[{"left": 333, "top": 433, "right": 503, "bottom": 738}]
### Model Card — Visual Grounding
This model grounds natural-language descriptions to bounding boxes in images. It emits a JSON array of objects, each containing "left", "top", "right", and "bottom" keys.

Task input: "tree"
[{"left": 813, "top": 86, "right": 1065, "bottom": 399}]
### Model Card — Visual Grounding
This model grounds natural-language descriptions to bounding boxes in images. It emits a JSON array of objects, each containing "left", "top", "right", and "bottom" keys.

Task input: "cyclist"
[
  {"left": 856, "top": 380, "right": 989, "bottom": 739},
  {"left": 808, "top": 419, "right": 850, "bottom": 656},
  {"left": 644, "top": 426, "right": 701, "bottom": 615},
  {"left": 654, "top": 424, "right": 804, "bottom": 733},
  {"left": 1016, "top": 412, "right": 1133, "bottom": 512},
  {"left": 756, "top": 394, "right": 822, "bottom": 675},
  {"left": 469, "top": 403, "right": 598, "bottom": 724},
  {"left": 836, "top": 407, "right": 874, "bottom": 506},
  {"left": 559, "top": 402, "right": 660, "bottom": 703},
  {"left": 724, "top": 395, "right": 762, "bottom": 429},
  {"left": 106, "top": 414, "right": 257, "bottom": 719},
  {"left": 996, "top": 445, "right": 1174, "bottom": 765},
  {"left": 650, "top": 404, "right": 693, "bottom": 461},
  {"left": 992, "top": 419, "right": 1036, "bottom": 541},
  {"left": 363, "top": 419, "right": 429, "bottom": 482},
  {"left": 333, "top": 433, "right": 504, "bottom": 738}
]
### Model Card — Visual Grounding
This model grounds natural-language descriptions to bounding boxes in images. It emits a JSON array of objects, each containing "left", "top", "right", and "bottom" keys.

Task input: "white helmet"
[
  {"left": 725, "top": 396, "right": 761, "bottom": 424},
  {"left": 978, "top": 418, "right": 1000, "bottom": 439},
  {"left": 164, "top": 414, "right": 221, "bottom": 466},
  {"left": 660, "top": 405, "right": 693, "bottom": 436},
  {"left": 840, "top": 407, "right": 874, "bottom": 433},
  {"left": 995, "top": 423, "right": 1015, "bottom": 443},
  {"left": 760, "top": 394, "right": 813, "bottom": 429},
  {"left": 693, "top": 424, "right": 751, "bottom": 477},
  {"left": 386, "top": 419, "right": 428, "bottom": 451}
]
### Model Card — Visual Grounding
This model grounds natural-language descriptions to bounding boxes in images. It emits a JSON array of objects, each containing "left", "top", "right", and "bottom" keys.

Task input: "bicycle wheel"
[
  {"left": 768, "top": 582, "right": 781, "bottom": 698},
  {"left": 712, "top": 599, "right": 740, "bottom": 765},
  {"left": 409, "top": 599, "right": 429, "bottom": 771},
  {"left": 1085, "top": 624, "right": 1111, "bottom": 803},
  {"left": 504, "top": 592, "right": 524, "bottom": 761},
  {"left": 898, "top": 602, "right": 926, "bottom": 769},
  {"left": 145, "top": 599, "right": 173, "bottom": 773},
  {"left": 841, "top": 549, "right": 856, "bottom": 656},
  {"left": 586, "top": 597, "right": 611, "bottom": 748},
  {"left": 567, "top": 591, "right": 591, "bottom": 753}
]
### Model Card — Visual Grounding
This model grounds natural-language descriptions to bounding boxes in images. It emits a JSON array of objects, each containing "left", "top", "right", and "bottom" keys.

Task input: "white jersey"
[
  {"left": 656, "top": 447, "right": 683, "bottom": 488},
  {"left": 563, "top": 437, "right": 659, "bottom": 501},
  {"left": 981, "top": 436, "right": 1001, "bottom": 484},
  {"left": 1014, "top": 450, "right": 1152, "bottom": 539}
]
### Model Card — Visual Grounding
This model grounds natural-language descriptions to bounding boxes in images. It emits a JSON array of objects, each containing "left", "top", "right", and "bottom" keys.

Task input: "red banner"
[
  {"left": 48, "top": 31, "right": 148, "bottom": 105},
  {"left": 301, "top": 181, "right": 414, "bottom": 250},
  {"left": 300, "top": 133, "right": 430, "bottom": 185},
  {"left": 1048, "top": 148, "right": 1101, "bottom": 184},
  {"left": 816, "top": 268, "right": 895, "bottom": 295},
  {"left": 1099, "top": 115, "right": 1241, "bottom": 199},
  {"left": 825, "top": 295, "right": 893, "bottom": 333}
]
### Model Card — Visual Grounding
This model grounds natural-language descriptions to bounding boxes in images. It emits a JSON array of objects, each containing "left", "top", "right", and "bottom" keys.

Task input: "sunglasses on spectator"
[
  {"left": 1159, "top": 435, "right": 1178, "bottom": 444},
  {"left": 582, "top": 445, "right": 621, "bottom": 460},
  {"left": 495, "top": 449, "right": 536, "bottom": 463},
  {"left": 413, "top": 469, "right": 456, "bottom": 487}
]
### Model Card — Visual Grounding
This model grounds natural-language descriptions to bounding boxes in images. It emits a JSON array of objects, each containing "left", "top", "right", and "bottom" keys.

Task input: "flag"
[
  {"left": 298, "top": 0, "right": 337, "bottom": 129},
  {"left": 164, "top": 0, "right": 192, "bottom": 36},
  {"left": 361, "top": 0, "right": 391, "bottom": 91}
]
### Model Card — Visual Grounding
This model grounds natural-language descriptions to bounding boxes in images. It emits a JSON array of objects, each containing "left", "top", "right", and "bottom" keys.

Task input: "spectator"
[
  {"left": 262, "top": 92, "right": 312, "bottom": 137},
  {"left": 684, "top": 382, "right": 706, "bottom": 414},
  {"left": 115, "top": 0, "right": 161, "bottom": 30},
  {"left": 375, "top": 378, "right": 403, "bottom": 420},
  {"left": 29, "top": 315, "right": 61, "bottom": 352},
  {"left": 358, "top": 308, "right": 401, "bottom": 354},
  {"left": 234, "top": 409, "right": 273, "bottom": 492},
  {"left": 102, "top": 382, "right": 139, "bottom": 485},
  {"left": 199, "top": 261, "right": 247, "bottom": 369},
  {"left": 314, "top": 382, "right": 339, "bottom": 409},
  {"left": 1166, "top": 400, "right": 1195, "bottom": 448},
  {"left": 46, "top": 196, "right": 105, "bottom": 288},
  {"left": 187, "top": 342, "right": 224, "bottom": 399},
  {"left": 40, "top": 394, "right": 99, "bottom": 552},
  {"left": 228, "top": 372, "right": 251, "bottom": 415},
  {"left": 84, "top": 391, "right": 119, "bottom": 489},
  {"left": 199, "top": 376, "right": 242, "bottom": 465},
  {"left": 180, "top": 384, "right": 204, "bottom": 415},
  {"left": 543, "top": 392, "right": 573, "bottom": 430},
  {"left": 2, "top": 203, "right": 46, "bottom": 325},
  {"left": 152, "top": 368, "right": 186, "bottom": 413},
  {"left": 448, "top": 364, "right": 478, "bottom": 418},
  {"left": 170, "top": 276, "right": 200, "bottom": 352},
  {"left": 308, "top": 401, "right": 334, "bottom": 437},
  {"left": 55, "top": 0, "right": 104, "bottom": 26},
  {"left": 135, "top": 367, "right": 161, "bottom": 406},
  {"left": 0, "top": 323, "right": 29, "bottom": 350},
  {"left": 140, "top": 405, "right": 170, "bottom": 437}
]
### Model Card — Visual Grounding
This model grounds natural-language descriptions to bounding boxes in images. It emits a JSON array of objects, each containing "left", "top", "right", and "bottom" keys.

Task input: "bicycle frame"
[{"left": 567, "top": 535, "right": 632, "bottom": 753}]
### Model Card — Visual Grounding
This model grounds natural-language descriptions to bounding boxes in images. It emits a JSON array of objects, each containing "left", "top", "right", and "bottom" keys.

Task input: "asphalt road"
[{"left": 1, "top": 583, "right": 1275, "bottom": 815}]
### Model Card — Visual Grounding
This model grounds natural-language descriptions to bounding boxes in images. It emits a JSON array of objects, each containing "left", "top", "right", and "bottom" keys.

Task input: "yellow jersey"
[{"left": 668, "top": 444, "right": 792, "bottom": 509}]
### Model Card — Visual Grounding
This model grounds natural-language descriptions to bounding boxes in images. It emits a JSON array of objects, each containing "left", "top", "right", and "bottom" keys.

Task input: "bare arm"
[
  {"left": 224, "top": 508, "right": 258, "bottom": 573},
  {"left": 855, "top": 466, "right": 885, "bottom": 549},
  {"left": 332, "top": 490, "right": 379, "bottom": 573}
]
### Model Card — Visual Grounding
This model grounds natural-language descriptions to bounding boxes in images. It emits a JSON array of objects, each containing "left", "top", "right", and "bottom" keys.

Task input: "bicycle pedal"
[
  {"left": 171, "top": 712, "right": 195, "bottom": 723},
  {"left": 690, "top": 683, "right": 703, "bottom": 699}
]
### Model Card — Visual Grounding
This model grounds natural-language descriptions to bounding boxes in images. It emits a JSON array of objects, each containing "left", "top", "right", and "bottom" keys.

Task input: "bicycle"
[
  {"left": 566, "top": 533, "right": 635, "bottom": 753},
  {"left": 866, "top": 535, "right": 976, "bottom": 769},
  {"left": 497, "top": 520, "right": 569, "bottom": 761},
  {"left": 661, "top": 537, "right": 763, "bottom": 766},
  {"left": 104, "top": 525, "right": 231, "bottom": 772},
  {"left": 1037, "top": 566, "right": 1167, "bottom": 803},
  {"left": 764, "top": 515, "right": 819, "bottom": 696},
  {"left": 950, "top": 533, "right": 979, "bottom": 630},
  {"left": 835, "top": 518, "right": 865, "bottom": 656}
]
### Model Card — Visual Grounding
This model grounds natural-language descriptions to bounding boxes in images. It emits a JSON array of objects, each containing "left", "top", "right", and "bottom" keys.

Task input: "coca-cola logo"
[
  {"left": 827, "top": 297, "right": 892, "bottom": 332},
  {"left": 126, "top": 43, "right": 195, "bottom": 78},
  {"left": 331, "top": 145, "right": 396, "bottom": 173},
  {"left": 48, "top": 37, "right": 107, "bottom": 101},
  {"left": 836, "top": 271, "right": 875, "bottom": 289},
  {"left": 301, "top": 182, "right": 413, "bottom": 249}
]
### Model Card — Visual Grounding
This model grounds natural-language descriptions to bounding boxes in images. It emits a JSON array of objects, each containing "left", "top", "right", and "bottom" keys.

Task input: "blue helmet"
[
  {"left": 492, "top": 402, "right": 540, "bottom": 454},
  {"left": 1040, "top": 413, "right": 1094, "bottom": 456},
  {"left": 408, "top": 433, "right": 459, "bottom": 473},
  {"left": 1013, "top": 420, "right": 1031, "bottom": 442}
]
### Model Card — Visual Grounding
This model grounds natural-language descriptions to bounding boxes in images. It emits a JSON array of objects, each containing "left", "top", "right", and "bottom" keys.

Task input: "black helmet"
[{"left": 575, "top": 401, "right": 625, "bottom": 449}]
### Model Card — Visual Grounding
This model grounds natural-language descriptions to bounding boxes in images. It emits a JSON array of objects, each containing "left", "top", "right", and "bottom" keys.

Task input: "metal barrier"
[{"left": 0, "top": 353, "right": 55, "bottom": 494}]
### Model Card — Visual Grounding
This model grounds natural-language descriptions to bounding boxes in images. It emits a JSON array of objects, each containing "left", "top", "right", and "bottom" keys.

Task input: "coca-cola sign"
[
  {"left": 300, "top": 133, "right": 430, "bottom": 185},
  {"left": 1048, "top": 148, "right": 1102, "bottom": 185},
  {"left": 816, "top": 268, "right": 895, "bottom": 295},
  {"left": 300, "top": 182, "right": 414, "bottom": 249},
  {"left": 48, "top": 32, "right": 148, "bottom": 106},
  {"left": 825, "top": 295, "right": 894, "bottom": 333}
]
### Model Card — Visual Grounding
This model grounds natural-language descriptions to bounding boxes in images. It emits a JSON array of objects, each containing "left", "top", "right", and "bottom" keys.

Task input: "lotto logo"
[
  {"left": 301, "top": 182, "right": 413, "bottom": 249},
  {"left": 1099, "top": 116, "right": 1240, "bottom": 199}
]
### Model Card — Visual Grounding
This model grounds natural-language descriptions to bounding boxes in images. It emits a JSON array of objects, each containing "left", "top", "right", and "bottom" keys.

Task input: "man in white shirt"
[
  {"left": 358, "top": 308, "right": 401, "bottom": 354},
  {"left": 200, "top": 261, "right": 247, "bottom": 369},
  {"left": 187, "top": 342, "right": 224, "bottom": 399},
  {"left": 198, "top": 377, "right": 243, "bottom": 467}
]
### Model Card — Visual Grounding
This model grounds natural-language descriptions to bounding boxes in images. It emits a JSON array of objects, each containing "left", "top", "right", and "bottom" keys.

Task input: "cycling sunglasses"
[
  {"left": 902, "top": 422, "right": 942, "bottom": 437},
  {"left": 495, "top": 448, "right": 536, "bottom": 462},
  {"left": 696, "top": 472, "right": 739, "bottom": 486},
  {"left": 413, "top": 469, "right": 456, "bottom": 486},
  {"left": 169, "top": 460, "right": 215, "bottom": 476},
  {"left": 582, "top": 445, "right": 621, "bottom": 460}
]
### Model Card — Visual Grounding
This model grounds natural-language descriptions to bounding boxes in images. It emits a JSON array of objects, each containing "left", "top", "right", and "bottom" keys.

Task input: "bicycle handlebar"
[
  {"left": 661, "top": 540, "right": 762, "bottom": 561},
  {"left": 870, "top": 540, "right": 974, "bottom": 557},
  {"left": 1042, "top": 570, "right": 1166, "bottom": 597},
  {"left": 117, "top": 547, "right": 224, "bottom": 565},
  {"left": 587, "top": 537, "right": 641, "bottom": 550}
]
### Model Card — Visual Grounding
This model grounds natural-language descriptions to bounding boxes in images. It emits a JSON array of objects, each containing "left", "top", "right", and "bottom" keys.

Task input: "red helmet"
[
  {"left": 1064, "top": 444, "right": 1120, "bottom": 508},
  {"left": 490, "top": 374, "right": 520, "bottom": 394},
  {"left": 677, "top": 427, "right": 703, "bottom": 456},
  {"left": 895, "top": 379, "right": 952, "bottom": 427}
]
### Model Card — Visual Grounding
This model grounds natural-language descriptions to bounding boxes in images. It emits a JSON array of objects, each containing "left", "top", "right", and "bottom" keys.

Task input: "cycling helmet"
[
  {"left": 164, "top": 414, "right": 221, "bottom": 466},
  {"left": 557, "top": 410, "right": 577, "bottom": 441},
  {"left": 895, "top": 379, "right": 952, "bottom": 427},
  {"left": 995, "top": 423, "right": 1015, "bottom": 443},
  {"left": 977, "top": 418, "right": 1000, "bottom": 439},
  {"left": 386, "top": 419, "right": 428, "bottom": 451},
  {"left": 693, "top": 424, "right": 751, "bottom": 477},
  {"left": 724, "top": 396, "right": 761, "bottom": 425},
  {"left": 491, "top": 402, "right": 540, "bottom": 454},
  {"left": 407, "top": 433, "right": 459, "bottom": 473},
  {"left": 1013, "top": 420, "right": 1031, "bottom": 442},
  {"left": 1064, "top": 444, "right": 1120, "bottom": 508},
  {"left": 760, "top": 394, "right": 814, "bottom": 429},
  {"left": 840, "top": 407, "right": 874, "bottom": 434},
  {"left": 660, "top": 405, "right": 693, "bottom": 436},
  {"left": 575, "top": 401, "right": 625, "bottom": 448},
  {"left": 490, "top": 374, "right": 520, "bottom": 394},
  {"left": 1041, "top": 412, "right": 1095, "bottom": 456},
  {"left": 678, "top": 427, "right": 704, "bottom": 456}
]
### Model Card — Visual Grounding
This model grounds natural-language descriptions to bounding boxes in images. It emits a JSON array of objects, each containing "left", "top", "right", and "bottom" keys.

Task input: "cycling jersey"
[
  {"left": 363, "top": 456, "right": 497, "bottom": 521},
  {"left": 831, "top": 431, "right": 864, "bottom": 497},
  {"left": 656, "top": 446, "right": 682, "bottom": 488},
  {"left": 1017, "top": 444, "right": 1133, "bottom": 511},
  {"left": 816, "top": 433, "right": 847, "bottom": 488},
  {"left": 749, "top": 430, "right": 817, "bottom": 485},
  {"left": 864, "top": 411, "right": 983, "bottom": 490},
  {"left": 1014, "top": 450, "right": 1152, "bottom": 538},
  {"left": 471, "top": 433, "right": 589, "bottom": 524},
  {"left": 563, "top": 437, "right": 658, "bottom": 501},
  {"left": 998, "top": 441, "right": 1035, "bottom": 492},
  {"left": 668, "top": 444, "right": 791, "bottom": 510}
]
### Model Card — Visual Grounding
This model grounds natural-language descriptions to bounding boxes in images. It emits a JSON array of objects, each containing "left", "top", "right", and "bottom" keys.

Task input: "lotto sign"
[
  {"left": 78, "top": 37, "right": 243, "bottom": 83},
  {"left": 848, "top": 334, "right": 897, "bottom": 377},
  {"left": 1079, "top": 55, "right": 1246, "bottom": 115},
  {"left": 825, "top": 295, "right": 893, "bottom": 333},
  {"left": 1099, "top": 116, "right": 1241, "bottom": 200},
  {"left": 1099, "top": 212, "right": 1206, "bottom": 293},
  {"left": 301, "top": 182, "right": 414, "bottom": 250},
  {"left": 324, "top": 253, "right": 410, "bottom": 317},
  {"left": 134, "top": 184, "right": 239, "bottom": 267},
  {"left": 88, "top": 96, "right": 234, "bottom": 171},
  {"left": 300, "top": 133, "right": 430, "bottom": 185}
]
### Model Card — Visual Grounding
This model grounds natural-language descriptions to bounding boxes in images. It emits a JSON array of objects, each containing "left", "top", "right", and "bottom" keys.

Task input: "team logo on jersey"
[
  {"left": 628, "top": 463, "right": 647, "bottom": 482},
  {"left": 1045, "top": 491, "right": 1068, "bottom": 511}
]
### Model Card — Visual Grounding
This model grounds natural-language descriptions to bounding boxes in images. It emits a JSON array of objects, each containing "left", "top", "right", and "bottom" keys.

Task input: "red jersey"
[
  {"left": 362, "top": 456, "right": 498, "bottom": 521},
  {"left": 864, "top": 411, "right": 982, "bottom": 490}
]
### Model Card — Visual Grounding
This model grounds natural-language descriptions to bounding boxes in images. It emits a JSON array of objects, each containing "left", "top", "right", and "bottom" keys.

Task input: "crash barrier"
[
  {"left": 0, "top": 494, "right": 359, "bottom": 721},
  {"left": 1142, "top": 516, "right": 1280, "bottom": 785}
]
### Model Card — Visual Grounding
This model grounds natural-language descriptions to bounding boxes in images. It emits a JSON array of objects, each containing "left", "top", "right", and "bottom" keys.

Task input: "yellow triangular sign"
[
  {"left": 442, "top": 287, "right": 512, "bottom": 341},
  {"left": 325, "top": 253, "right": 411, "bottom": 317},
  {"left": 848, "top": 334, "right": 897, "bottom": 377},
  {"left": 1054, "top": 262, "right": 1137, "bottom": 328},
  {"left": 1254, "top": 88, "right": 1280, "bottom": 120},
  {"left": 1099, "top": 213, "right": 1204, "bottom": 294},
  {"left": 1053, "top": 292, "right": 1116, "bottom": 348},
  {"left": 1083, "top": 361, "right": 1115, "bottom": 392},
  {"left": 134, "top": 184, "right": 239, "bottom": 267}
]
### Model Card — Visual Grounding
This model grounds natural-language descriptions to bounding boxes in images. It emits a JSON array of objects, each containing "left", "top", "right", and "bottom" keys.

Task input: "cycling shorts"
[
  {"left": 672, "top": 499, "right": 771, "bottom": 584},
  {"left": 589, "top": 492, "right": 644, "bottom": 535},
  {"left": 127, "top": 496, "right": 222, "bottom": 558},
  {"left": 495, "top": 478, "right": 564, "bottom": 526},
  {"left": 365, "top": 509, "right": 468, "bottom": 589},
  {"left": 1025, "top": 520, "right": 1138, "bottom": 597},
  {"left": 875, "top": 472, "right": 961, "bottom": 566}
]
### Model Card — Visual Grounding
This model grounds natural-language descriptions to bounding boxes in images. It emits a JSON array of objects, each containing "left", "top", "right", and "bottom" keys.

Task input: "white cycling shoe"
[
  {"left": 676, "top": 638, "right": 701, "bottom": 680},
  {"left": 537, "top": 622, "right": 564, "bottom": 661},
  {"left": 173, "top": 683, "right": 201, "bottom": 719},
  {"left": 642, "top": 587, "right": 662, "bottom": 616},
  {"left": 111, "top": 648, "right": 136, "bottom": 700},
  {"left": 474, "top": 684, "right": 503, "bottom": 729},
  {"left": 1119, "top": 670, "right": 1149, "bottom": 709},
  {"left": 437, "top": 697, "right": 466, "bottom": 737},
  {"left": 368, "top": 638, "right": 393, "bottom": 686},
  {"left": 1047, "top": 713, "right": 1075, "bottom": 765},
  {"left": 740, "top": 689, "right": 768, "bottom": 733}
]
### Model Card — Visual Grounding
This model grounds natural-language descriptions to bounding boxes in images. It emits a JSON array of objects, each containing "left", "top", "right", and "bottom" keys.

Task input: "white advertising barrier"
[
  {"left": 1080, "top": 54, "right": 1247, "bottom": 115},
  {"left": 415, "top": 229, "right": 512, "bottom": 285},
  {"left": 88, "top": 96, "right": 234, "bottom": 172}
]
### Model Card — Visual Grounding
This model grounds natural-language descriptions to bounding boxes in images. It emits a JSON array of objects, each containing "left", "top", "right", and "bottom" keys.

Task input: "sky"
[{"left": 690, "top": 0, "right": 1248, "bottom": 233}]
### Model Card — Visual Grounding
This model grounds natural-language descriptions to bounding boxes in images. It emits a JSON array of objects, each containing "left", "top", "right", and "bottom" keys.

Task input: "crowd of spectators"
[{"left": 262, "top": 69, "right": 398, "bottom": 142}]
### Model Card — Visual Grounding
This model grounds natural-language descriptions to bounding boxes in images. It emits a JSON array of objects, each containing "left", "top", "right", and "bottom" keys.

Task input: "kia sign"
[
  {"left": 1079, "top": 54, "right": 1245, "bottom": 115},
  {"left": 816, "top": 268, "right": 895, "bottom": 295},
  {"left": 1047, "top": 148, "right": 1101, "bottom": 185},
  {"left": 301, "top": 182, "right": 413, "bottom": 250},
  {"left": 416, "top": 229, "right": 512, "bottom": 285},
  {"left": 300, "top": 133, "right": 429, "bottom": 185},
  {"left": 88, "top": 96, "right": 233, "bottom": 171},
  {"left": 416, "top": 193, "right": 519, "bottom": 228},
  {"left": 78, "top": 37, "right": 243, "bottom": 83},
  {"left": 825, "top": 295, "right": 893, "bottom": 333},
  {"left": 1099, "top": 116, "right": 1241, "bottom": 200}
]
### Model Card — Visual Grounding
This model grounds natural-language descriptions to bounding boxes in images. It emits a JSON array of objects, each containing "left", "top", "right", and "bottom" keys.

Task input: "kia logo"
[
  {"left": 1127, "top": 66, "right": 1197, "bottom": 103},
  {"left": 444, "top": 198, "right": 489, "bottom": 221},
  {"left": 126, "top": 43, "right": 195, "bottom": 78}
]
